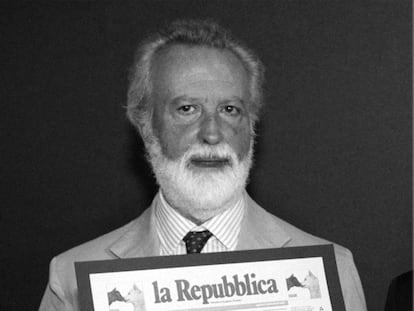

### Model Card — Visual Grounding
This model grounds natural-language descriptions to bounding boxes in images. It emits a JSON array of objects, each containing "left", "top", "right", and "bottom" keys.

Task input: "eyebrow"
[
  {"left": 171, "top": 95, "right": 245, "bottom": 105},
  {"left": 171, "top": 95, "right": 202, "bottom": 105},
  {"left": 221, "top": 97, "right": 245, "bottom": 106}
]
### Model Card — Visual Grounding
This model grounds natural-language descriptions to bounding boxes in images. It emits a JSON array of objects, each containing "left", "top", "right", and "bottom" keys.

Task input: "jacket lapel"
[
  {"left": 109, "top": 196, "right": 160, "bottom": 258},
  {"left": 236, "top": 192, "right": 292, "bottom": 250}
]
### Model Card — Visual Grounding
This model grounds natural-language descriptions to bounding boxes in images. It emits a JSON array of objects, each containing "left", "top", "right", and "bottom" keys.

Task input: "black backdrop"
[{"left": 1, "top": 1, "right": 412, "bottom": 310}]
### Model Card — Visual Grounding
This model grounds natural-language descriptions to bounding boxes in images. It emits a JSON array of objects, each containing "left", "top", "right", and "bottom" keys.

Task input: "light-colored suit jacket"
[{"left": 39, "top": 193, "right": 367, "bottom": 311}]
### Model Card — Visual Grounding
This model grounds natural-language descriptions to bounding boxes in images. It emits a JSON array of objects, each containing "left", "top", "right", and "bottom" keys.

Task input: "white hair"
[{"left": 126, "top": 19, "right": 265, "bottom": 145}]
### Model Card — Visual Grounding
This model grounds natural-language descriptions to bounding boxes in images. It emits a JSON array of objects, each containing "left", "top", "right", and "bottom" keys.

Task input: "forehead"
[{"left": 150, "top": 45, "right": 249, "bottom": 98}]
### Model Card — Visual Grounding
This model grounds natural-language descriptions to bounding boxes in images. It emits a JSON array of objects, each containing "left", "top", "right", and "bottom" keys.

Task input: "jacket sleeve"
[
  {"left": 336, "top": 248, "right": 367, "bottom": 311},
  {"left": 39, "top": 257, "right": 72, "bottom": 311}
]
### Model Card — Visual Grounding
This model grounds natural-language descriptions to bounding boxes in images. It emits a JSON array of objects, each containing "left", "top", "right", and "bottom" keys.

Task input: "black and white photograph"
[{"left": 1, "top": 1, "right": 411, "bottom": 311}]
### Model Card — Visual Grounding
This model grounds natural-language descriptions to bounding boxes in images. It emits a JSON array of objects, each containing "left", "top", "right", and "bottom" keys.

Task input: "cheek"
[
  {"left": 157, "top": 123, "right": 196, "bottom": 160},
  {"left": 151, "top": 105, "right": 190, "bottom": 160},
  {"left": 229, "top": 123, "right": 252, "bottom": 160}
]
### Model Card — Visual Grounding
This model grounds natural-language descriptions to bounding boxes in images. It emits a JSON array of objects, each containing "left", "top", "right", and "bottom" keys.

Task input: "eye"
[
  {"left": 221, "top": 105, "right": 241, "bottom": 116},
  {"left": 177, "top": 104, "right": 197, "bottom": 115}
]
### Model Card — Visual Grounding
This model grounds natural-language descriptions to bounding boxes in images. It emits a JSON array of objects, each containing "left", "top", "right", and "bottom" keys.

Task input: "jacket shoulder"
[
  {"left": 250, "top": 199, "right": 349, "bottom": 251},
  {"left": 58, "top": 217, "right": 137, "bottom": 263},
  {"left": 48, "top": 216, "right": 140, "bottom": 306},
  {"left": 248, "top": 199, "right": 366, "bottom": 310}
]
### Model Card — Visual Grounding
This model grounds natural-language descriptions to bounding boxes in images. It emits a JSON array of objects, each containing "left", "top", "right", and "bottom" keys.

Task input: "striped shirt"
[{"left": 154, "top": 191, "right": 245, "bottom": 255}]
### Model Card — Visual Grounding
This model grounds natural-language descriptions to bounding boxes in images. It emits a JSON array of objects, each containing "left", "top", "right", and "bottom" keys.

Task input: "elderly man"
[{"left": 39, "top": 20, "right": 367, "bottom": 311}]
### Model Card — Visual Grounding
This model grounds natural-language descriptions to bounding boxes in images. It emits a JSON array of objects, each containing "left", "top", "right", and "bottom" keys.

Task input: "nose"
[{"left": 198, "top": 114, "right": 223, "bottom": 145}]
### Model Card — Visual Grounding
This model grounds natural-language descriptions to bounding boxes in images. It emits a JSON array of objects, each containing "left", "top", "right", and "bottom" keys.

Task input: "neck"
[{"left": 162, "top": 189, "right": 242, "bottom": 225}]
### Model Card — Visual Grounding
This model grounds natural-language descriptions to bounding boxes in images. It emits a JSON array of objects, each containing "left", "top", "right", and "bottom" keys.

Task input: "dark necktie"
[{"left": 183, "top": 230, "right": 213, "bottom": 254}]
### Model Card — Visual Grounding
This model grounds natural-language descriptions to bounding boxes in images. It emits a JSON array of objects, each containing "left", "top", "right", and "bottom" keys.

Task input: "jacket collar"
[
  {"left": 236, "top": 192, "right": 291, "bottom": 250},
  {"left": 109, "top": 191, "right": 292, "bottom": 258},
  {"left": 109, "top": 196, "right": 160, "bottom": 259}
]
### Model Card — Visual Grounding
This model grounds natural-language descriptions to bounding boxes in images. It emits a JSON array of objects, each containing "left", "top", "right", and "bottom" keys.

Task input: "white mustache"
[{"left": 182, "top": 144, "right": 237, "bottom": 167}]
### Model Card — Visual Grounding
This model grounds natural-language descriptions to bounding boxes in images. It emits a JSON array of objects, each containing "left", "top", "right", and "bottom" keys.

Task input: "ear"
[{"left": 139, "top": 110, "right": 158, "bottom": 145}]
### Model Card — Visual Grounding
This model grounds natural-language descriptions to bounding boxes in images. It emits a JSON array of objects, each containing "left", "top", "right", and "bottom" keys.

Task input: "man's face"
[
  {"left": 145, "top": 45, "right": 254, "bottom": 222},
  {"left": 150, "top": 45, "right": 252, "bottom": 166}
]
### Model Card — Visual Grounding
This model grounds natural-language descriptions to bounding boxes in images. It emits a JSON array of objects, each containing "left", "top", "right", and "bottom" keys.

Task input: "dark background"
[{"left": 1, "top": 1, "right": 411, "bottom": 310}]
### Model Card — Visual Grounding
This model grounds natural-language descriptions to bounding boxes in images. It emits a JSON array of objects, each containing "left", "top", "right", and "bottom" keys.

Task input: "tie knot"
[{"left": 183, "top": 230, "right": 213, "bottom": 254}]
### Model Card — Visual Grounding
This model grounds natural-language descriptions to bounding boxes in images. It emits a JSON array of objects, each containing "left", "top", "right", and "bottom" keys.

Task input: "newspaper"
[{"left": 88, "top": 256, "right": 334, "bottom": 311}]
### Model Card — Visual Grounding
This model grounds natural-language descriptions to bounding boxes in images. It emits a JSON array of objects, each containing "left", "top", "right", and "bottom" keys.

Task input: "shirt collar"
[{"left": 155, "top": 191, "right": 245, "bottom": 253}]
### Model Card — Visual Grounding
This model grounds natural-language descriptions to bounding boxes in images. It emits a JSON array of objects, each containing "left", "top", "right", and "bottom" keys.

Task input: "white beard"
[{"left": 147, "top": 140, "right": 253, "bottom": 222}]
